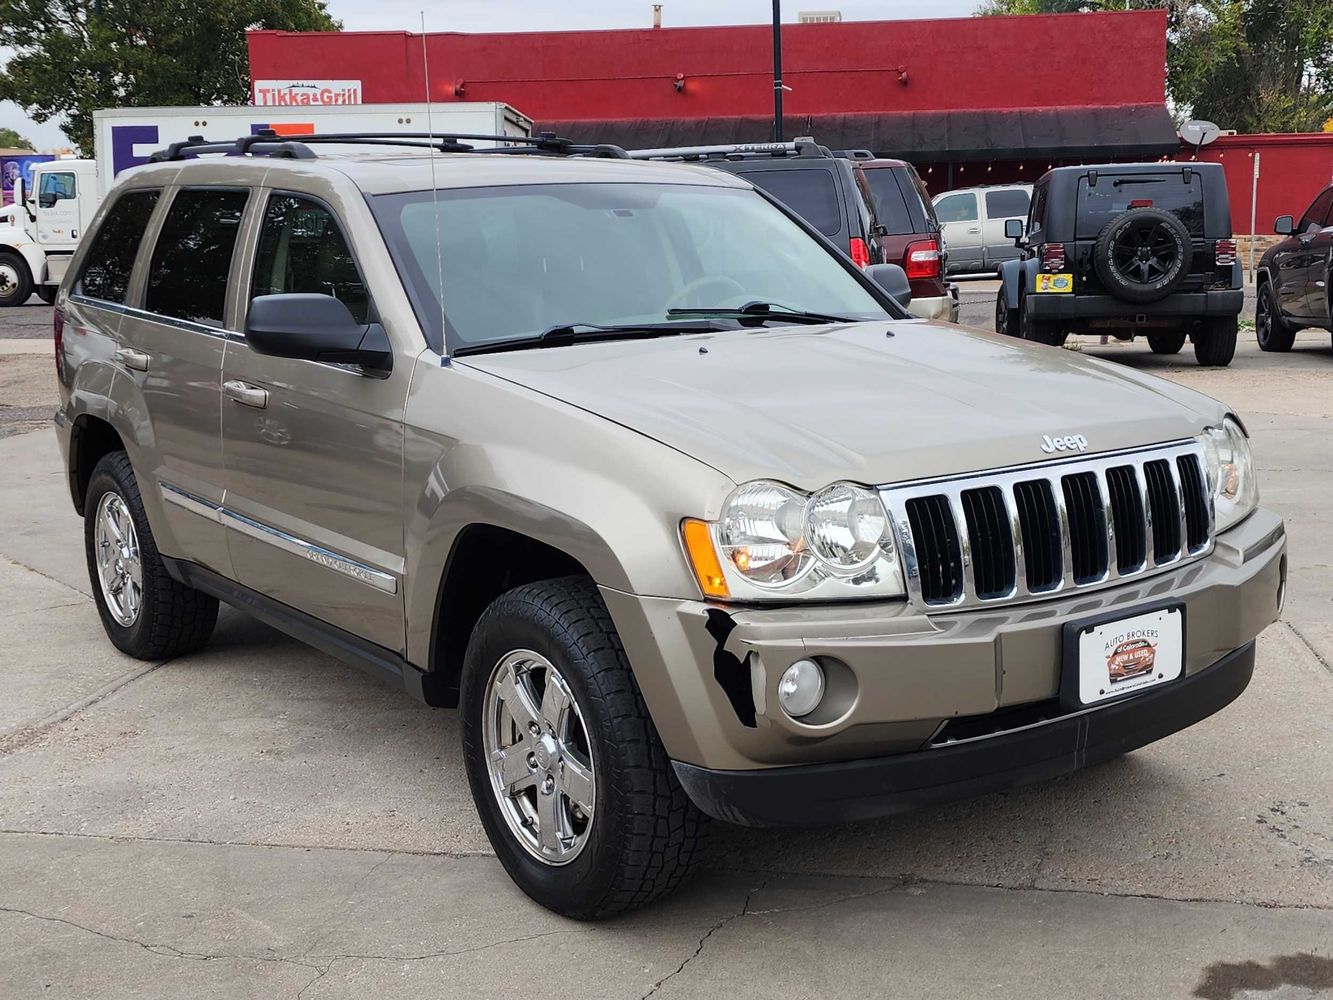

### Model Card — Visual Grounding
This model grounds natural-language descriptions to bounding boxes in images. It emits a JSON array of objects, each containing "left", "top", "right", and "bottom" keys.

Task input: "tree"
[
  {"left": 975, "top": 1, "right": 1333, "bottom": 134},
  {"left": 0, "top": 0, "right": 341, "bottom": 155},
  {"left": 0, "top": 126, "right": 33, "bottom": 149}
]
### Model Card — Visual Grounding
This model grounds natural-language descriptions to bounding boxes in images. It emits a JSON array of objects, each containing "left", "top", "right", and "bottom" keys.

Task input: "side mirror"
[
  {"left": 1004, "top": 218, "right": 1025, "bottom": 242},
  {"left": 1274, "top": 215, "right": 1294, "bottom": 236},
  {"left": 865, "top": 262, "right": 912, "bottom": 307},
  {"left": 245, "top": 293, "right": 391, "bottom": 373}
]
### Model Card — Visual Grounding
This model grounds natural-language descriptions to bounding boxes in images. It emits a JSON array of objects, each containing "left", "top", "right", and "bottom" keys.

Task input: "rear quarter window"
[
  {"left": 76, "top": 190, "right": 160, "bottom": 304},
  {"left": 860, "top": 168, "right": 915, "bottom": 235},
  {"left": 1077, "top": 174, "right": 1205, "bottom": 238},
  {"left": 742, "top": 168, "right": 843, "bottom": 237}
]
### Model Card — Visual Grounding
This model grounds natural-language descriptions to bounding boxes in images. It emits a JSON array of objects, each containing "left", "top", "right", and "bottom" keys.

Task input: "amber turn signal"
[{"left": 682, "top": 518, "right": 729, "bottom": 599}]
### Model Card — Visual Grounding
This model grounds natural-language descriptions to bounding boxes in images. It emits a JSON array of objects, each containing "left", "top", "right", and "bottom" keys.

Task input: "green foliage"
[
  {"left": 975, "top": 1, "right": 1333, "bottom": 133},
  {"left": 0, "top": 126, "right": 33, "bottom": 149},
  {"left": 0, "top": 0, "right": 341, "bottom": 155}
]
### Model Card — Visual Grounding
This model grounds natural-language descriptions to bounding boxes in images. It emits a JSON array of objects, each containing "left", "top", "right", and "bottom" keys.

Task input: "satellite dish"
[{"left": 1179, "top": 120, "right": 1221, "bottom": 147}]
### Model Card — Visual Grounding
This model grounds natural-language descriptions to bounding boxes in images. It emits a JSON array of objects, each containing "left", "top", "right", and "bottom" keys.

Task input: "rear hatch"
[{"left": 859, "top": 164, "right": 948, "bottom": 300}]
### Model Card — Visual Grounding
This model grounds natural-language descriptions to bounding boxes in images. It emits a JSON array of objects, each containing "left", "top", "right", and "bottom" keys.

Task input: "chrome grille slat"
[{"left": 882, "top": 441, "right": 1214, "bottom": 613}]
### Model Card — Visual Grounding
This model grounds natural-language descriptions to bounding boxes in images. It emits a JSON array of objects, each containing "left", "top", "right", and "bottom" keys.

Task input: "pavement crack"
[
  {"left": 0, "top": 553, "right": 89, "bottom": 599},
  {"left": 745, "top": 880, "right": 904, "bottom": 916},
  {"left": 1283, "top": 620, "right": 1333, "bottom": 677},
  {"left": 0, "top": 904, "right": 323, "bottom": 973},
  {"left": 639, "top": 881, "right": 765, "bottom": 1000}
]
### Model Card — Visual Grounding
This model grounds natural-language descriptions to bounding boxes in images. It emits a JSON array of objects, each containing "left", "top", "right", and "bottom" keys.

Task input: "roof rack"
[
  {"left": 626, "top": 137, "right": 828, "bottom": 161},
  {"left": 831, "top": 149, "right": 876, "bottom": 160},
  {"left": 146, "top": 131, "right": 631, "bottom": 163}
]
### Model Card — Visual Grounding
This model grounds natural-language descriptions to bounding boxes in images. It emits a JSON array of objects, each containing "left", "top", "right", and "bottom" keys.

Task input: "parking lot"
[{"left": 2, "top": 302, "right": 1331, "bottom": 998}]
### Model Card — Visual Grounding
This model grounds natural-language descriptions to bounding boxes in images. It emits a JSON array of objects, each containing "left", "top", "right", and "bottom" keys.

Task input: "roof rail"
[
  {"left": 626, "top": 137, "right": 828, "bottom": 161},
  {"left": 831, "top": 149, "right": 876, "bottom": 160},
  {"left": 146, "top": 130, "right": 631, "bottom": 163}
]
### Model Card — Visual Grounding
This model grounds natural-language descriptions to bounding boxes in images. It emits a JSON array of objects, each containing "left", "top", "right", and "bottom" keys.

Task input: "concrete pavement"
[{"left": 1, "top": 334, "right": 1331, "bottom": 997}]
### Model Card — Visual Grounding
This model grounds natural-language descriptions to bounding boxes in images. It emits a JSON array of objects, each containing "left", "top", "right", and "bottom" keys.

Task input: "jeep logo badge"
[{"left": 1041, "top": 433, "right": 1089, "bottom": 454}]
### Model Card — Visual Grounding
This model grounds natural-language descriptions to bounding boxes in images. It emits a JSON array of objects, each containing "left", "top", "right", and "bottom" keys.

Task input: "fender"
[
  {"left": 996, "top": 257, "right": 1038, "bottom": 312},
  {"left": 0, "top": 235, "right": 48, "bottom": 286}
]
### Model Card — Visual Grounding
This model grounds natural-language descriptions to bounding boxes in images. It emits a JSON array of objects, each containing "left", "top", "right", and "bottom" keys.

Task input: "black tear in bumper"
[
  {"left": 1023, "top": 288, "right": 1243, "bottom": 321},
  {"left": 672, "top": 641, "right": 1255, "bottom": 828}
]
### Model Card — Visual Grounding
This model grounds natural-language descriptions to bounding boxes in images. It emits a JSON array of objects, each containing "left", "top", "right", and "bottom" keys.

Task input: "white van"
[{"left": 933, "top": 183, "right": 1032, "bottom": 276}]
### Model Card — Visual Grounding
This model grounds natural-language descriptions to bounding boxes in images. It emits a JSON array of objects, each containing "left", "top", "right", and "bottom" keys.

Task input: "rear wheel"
[
  {"left": 0, "top": 251, "right": 33, "bottom": 307},
  {"left": 1146, "top": 331, "right": 1186, "bottom": 355},
  {"left": 1193, "top": 315, "right": 1238, "bottom": 367},
  {"left": 36, "top": 285, "right": 57, "bottom": 306},
  {"left": 1255, "top": 282, "right": 1296, "bottom": 352},
  {"left": 995, "top": 289, "right": 1019, "bottom": 337},
  {"left": 1019, "top": 296, "right": 1066, "bottom": 347},
  {"left": 83, "top": 452, "right": 219, "bottom": 659},
  {"left": 460, "top": 576, "right": 704, "bottom": 919}
]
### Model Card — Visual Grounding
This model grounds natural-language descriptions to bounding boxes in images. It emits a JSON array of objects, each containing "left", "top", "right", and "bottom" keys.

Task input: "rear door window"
[
  {"left": 146, "top": 189, "right": 249, "bottom": 328},
  {"left": 934, "top": 192, "right": 978, "bottom": 224},
  {"left": 985, "top": 188, "right": 1030, "bottom": 220},
  {"left": 860, "top": 168, "right": 915, "bottom": 235},
  {"left": 252, "top": 194, "right": 370, "bottom": 323},
  {"left": 742, "top": 168, "right": 843, "bottom": 237},
  {"left": 77, "top": 190, "right": 160, "bottom": 304},
  {"left": 1076, "top": 174, "right": 1205, "bottom": 238}
]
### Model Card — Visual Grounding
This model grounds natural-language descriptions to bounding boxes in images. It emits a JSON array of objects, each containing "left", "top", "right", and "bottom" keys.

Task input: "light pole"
[{"left": 772, "top": 0, "right": 784, "bottom": 141}]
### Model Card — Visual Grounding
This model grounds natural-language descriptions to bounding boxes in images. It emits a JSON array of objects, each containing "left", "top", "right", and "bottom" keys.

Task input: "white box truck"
[{"left": 0, "top": 102, "right": 531, "bottom": 306}]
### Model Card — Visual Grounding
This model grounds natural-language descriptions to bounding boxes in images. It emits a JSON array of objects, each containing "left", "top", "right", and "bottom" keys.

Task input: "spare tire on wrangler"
[{"left": 1092, "top": 207, "right": 1192, "bottom": 305}]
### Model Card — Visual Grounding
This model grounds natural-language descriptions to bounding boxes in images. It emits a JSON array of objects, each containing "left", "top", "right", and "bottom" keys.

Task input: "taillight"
[
  {"left": 53, "top": 307, "right": 65, "bottom": 386},
  {"left": 1215, "top": 239, "right": 1237, "bottom": 267},
  {"left": 849, "top": 237, "right": 871, "bottom": 268},
  {"left": 1040, "top": 243, "right": 1067, "bottom": 272},
  {"left": 903, "top": 238, "right": 941, "bottom": 280}
]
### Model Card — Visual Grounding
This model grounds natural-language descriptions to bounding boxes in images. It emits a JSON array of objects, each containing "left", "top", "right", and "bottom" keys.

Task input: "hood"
[{"left": 459, "top": 321, "right": 1229, "bottom": 491}]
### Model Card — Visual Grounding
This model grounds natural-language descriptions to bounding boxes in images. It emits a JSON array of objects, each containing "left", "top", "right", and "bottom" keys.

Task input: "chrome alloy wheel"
[
  {"left": 94, "top": 492, "right": 144, "bottom": 627},
  {"left": 482, "top": 649, "right": 596, "bottom": 865}
]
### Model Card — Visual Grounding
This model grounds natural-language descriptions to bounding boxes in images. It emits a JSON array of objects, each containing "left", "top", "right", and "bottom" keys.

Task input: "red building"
[{"left": 247, "top": 10, "right": 1333, "bottom": 233}]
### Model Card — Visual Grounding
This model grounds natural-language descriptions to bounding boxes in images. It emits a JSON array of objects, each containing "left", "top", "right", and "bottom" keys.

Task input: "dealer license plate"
[
  {"left": 1071, "top": 606, "right": 1184, "bottom": 706},
  {"left": 1035, "top": 273, "right": 1074, "bottom": 293}
]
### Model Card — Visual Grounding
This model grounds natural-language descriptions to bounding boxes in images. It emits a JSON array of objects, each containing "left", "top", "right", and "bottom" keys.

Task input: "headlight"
[
  {"left": 683, "top": 480, "right": 905, "bottom": 601},
  {"left": 1200, "top": 417, "right": 1258, "bottom": 532}
]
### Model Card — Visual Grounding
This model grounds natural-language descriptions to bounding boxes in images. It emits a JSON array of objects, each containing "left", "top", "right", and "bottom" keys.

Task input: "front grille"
[{"left": 884, "top": 442, "right": 1213, "bottom": 610}]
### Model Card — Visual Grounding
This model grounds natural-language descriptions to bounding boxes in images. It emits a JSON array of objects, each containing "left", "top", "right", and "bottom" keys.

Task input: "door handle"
[
  {"left": 114, "top": 347, "right": 150, "bottom": 372},
  {"left": 966, "top": 227, "right": 981, "bottom": 234},
  {"left": 223, "top": 380, "right": 269, "bottom": 409}
]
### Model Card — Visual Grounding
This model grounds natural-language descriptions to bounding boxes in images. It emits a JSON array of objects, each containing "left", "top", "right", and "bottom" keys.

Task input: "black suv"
[
  {"left": 630, "top": 139, "right": 959, "bottom": 322},
  {"left": 1255, "top": 184, "right": 1333, "bottom": 352},
  {"left": 996, "top": 163, "right": 1243, "bottom": 367}
]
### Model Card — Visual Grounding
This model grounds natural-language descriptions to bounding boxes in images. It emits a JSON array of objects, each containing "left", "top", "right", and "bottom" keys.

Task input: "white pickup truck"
[{"left": 0, "top": 102, "right": 532, "bottom": 306}]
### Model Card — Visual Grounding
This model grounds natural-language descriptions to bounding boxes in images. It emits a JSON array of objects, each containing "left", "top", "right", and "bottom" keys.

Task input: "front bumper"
[
  {"left": 601, "top": 507, "right": 1284, "bottom": 780},
  {"left": 674, "top": 640, "right": 1254, "bottom": 826},
  {"left": 1025, "top": 288, "right": 1243, "bottom": 321}
]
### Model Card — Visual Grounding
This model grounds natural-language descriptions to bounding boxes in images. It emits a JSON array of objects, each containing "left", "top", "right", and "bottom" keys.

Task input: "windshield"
[
  {"left": 372, "top": 182, "right": 894, "bottom": 353},
  {"left": 1077, "top": 174, "right": 1205, "bottom": 238}
]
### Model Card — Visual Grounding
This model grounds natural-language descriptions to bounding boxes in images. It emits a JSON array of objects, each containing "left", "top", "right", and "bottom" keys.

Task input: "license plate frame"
[
  {"left": 1060, "top": 601, "right": 1186, "bottom": 711},
  {"left": 1034, "top": 273, "right": 1074, "bottom": 293}
]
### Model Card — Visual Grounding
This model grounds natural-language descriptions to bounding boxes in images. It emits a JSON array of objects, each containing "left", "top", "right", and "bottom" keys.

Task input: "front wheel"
[
  {"left": 1255, "top": 283, "right": 1296, "bottom": 353},
  {"left": 1194, "top": 316, "right": 1238, "bottom": 367},
  {"left": 36, "top": 285, "right": 58, "bottom": 306},
  {"left": 1146, "top": 331, "right": 1186, "bottom": 355},
  {"left": 0, "top": 251, "right": 33, "bottom": 307},
  {"left": 460, "top": 576, "right": 704, "bottom": 919}
]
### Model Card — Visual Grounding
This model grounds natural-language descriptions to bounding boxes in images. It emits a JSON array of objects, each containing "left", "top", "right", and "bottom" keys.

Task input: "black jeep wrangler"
[{"left": 995, "top": 163, "right": 1243, "bottom": 367}]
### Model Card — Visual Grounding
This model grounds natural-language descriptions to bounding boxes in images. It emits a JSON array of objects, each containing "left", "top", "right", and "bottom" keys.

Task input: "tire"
[
  {"left": 1092, "top": 208, "right": 1192, "bottom": 305},
  {"left": 84, "top": 452, "right": 219, "bottom": 659},
  {"left": 0, "top": 250, "right": 33, "bottom": 307},
  {"left": 995, "top": 288, "right": 1019, "bottom": 337},
  {"left": 1019, "top": 296, "right": 1066, "bottom": 346},
  {"left": 1255, "top": 282, "right": 1296, "bottom": 353},
  {"left": 460, "top": 576, "right": 704, "bottom": 919},
  {"left": 1193, "top": 315, "right": 1238, "bottom": 367},
  {"left": 1146, "top": 331, "right": 1186, "bottom": 354},
  {"left": 36, "top": 285, "right": 57, "bottom": 306}
]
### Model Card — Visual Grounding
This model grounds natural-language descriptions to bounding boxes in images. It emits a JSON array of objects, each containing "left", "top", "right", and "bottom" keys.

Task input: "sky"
[{"left": 0, "top": 1, "right": 977, "bottom": 151}]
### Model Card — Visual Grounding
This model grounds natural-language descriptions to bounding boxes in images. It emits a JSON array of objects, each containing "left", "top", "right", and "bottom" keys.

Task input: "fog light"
[{"left": 778, "top": 659, "right": 825, "bottom": 719}]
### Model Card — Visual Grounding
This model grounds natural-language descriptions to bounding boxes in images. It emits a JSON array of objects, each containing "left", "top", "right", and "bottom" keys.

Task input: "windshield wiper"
[
  {"left": 667, "top": 300, "right": 856, "bottom": 325},
  {"left": 451, "top": 320, "right": 727, "bottom": 357}
]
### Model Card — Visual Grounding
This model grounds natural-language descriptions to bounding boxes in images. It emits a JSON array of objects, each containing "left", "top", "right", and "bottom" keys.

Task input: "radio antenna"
[{"left": 421, "top": 11, "right": 447, "bottom": 358}]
